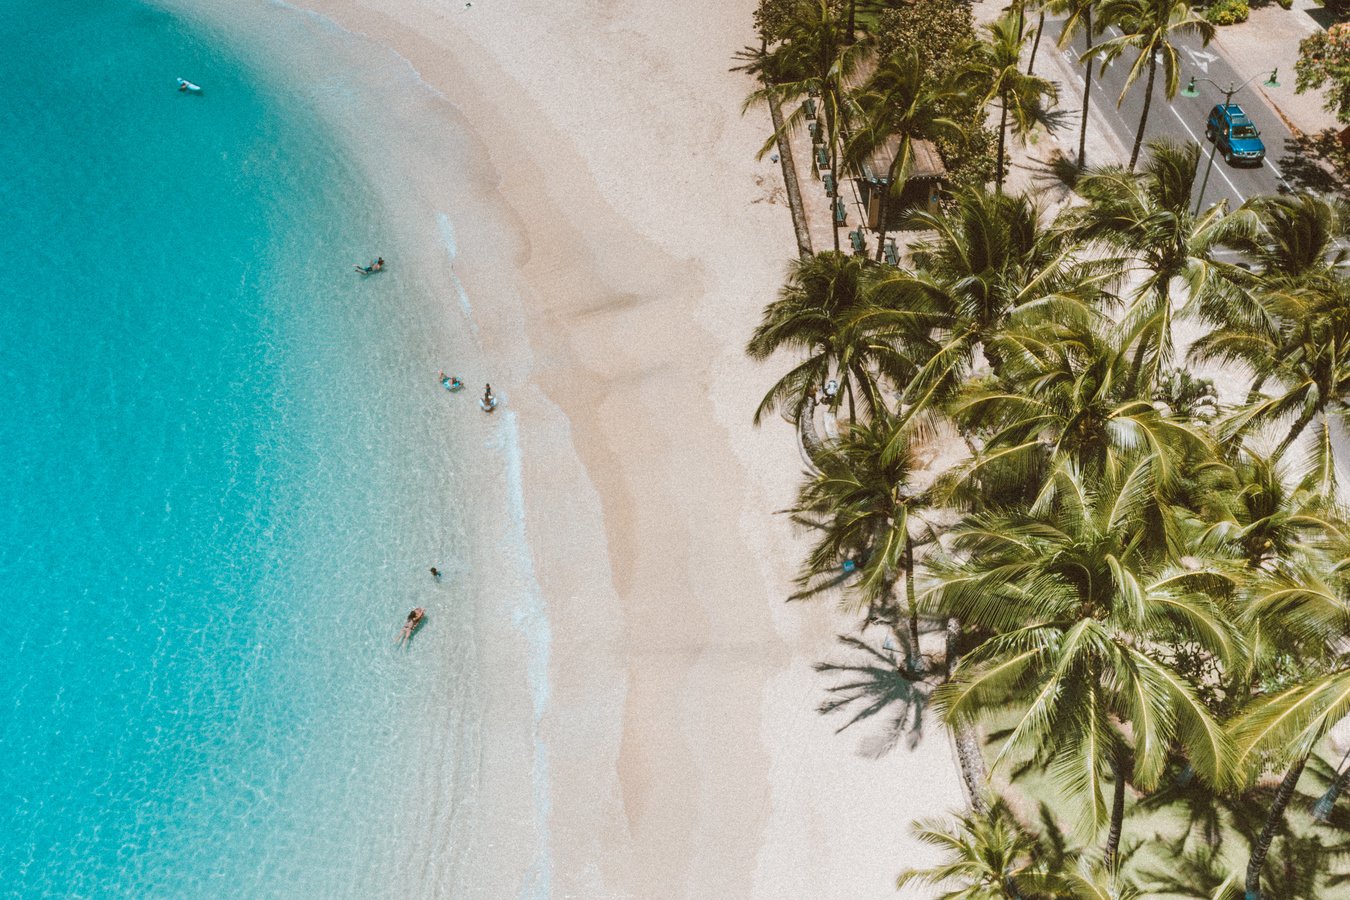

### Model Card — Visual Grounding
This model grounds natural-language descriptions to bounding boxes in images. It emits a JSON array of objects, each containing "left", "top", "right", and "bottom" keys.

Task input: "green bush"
[
  {"left": 1277, "top": 0, "right": 1293, "bottom": 9},
  {"left": 1296, "top": 24, "right": 1350, "bottom": 124},
  {"left": 1205, "top": 0, "right": 1249, "bottom": 25}
]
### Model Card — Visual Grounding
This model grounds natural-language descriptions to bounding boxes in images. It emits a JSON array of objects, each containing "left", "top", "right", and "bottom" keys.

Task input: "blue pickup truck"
[{"left": 1205, "top": 103, "right": 1266, "bottom": 166}]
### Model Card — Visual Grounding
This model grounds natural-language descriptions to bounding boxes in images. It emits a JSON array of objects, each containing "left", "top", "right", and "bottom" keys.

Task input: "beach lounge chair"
[
  {"left": 808, "top": 120, "right": 820, "bottom": 143},
  {"left": 849, "top": 229, "right": 865, "bottom": 256},
  {"left": 884, "top": 239, "right": 899, "bottom": 267},
  {"left": 822, "top": 172, "right": 835, "bottom": 195},
  {"left": 803, "top": 98, "right": 816, "bottom": 119},
  {"left": 834, "top": 197, "right": 847, "bottom": 225},
  {"left": 815, "top": 147, "right": 829, "bottom": 170}
]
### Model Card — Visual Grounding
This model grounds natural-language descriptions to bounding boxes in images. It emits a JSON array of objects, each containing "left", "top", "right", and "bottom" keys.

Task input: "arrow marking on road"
[{"left": 1183, "top": 48, "right": 1219, "bottom": 73}]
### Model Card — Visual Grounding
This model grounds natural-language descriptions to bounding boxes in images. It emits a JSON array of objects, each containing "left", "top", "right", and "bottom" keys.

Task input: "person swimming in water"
[
  {"left": 439, "top": 371, "right": 464, "bottom": 391},
  {"left": 354, "top": 256, "right": 385, "bottom": 275},
  {"left": 397, "top": 607, "right": 426, "bottom": 646}
]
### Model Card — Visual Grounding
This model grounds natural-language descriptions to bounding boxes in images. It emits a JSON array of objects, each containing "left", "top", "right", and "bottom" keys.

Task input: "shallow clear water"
[{"left": 0, "top": 2, "right": 473, "bottom": 895}]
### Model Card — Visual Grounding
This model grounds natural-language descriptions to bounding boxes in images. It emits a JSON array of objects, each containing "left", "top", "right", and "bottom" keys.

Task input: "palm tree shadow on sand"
[{"left": 814, "top": 632, "right": 934, "bottom": 759}]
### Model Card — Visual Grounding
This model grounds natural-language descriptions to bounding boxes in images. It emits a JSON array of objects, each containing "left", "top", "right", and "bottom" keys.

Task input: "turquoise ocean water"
[{"left": 1, "top": 2, "right": 476, "bottom": 895}]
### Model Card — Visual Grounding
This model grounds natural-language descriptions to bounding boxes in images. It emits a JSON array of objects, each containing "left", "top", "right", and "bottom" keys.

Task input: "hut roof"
[{"left": 858, "top": 134, "right": 946, "bottom": 184}]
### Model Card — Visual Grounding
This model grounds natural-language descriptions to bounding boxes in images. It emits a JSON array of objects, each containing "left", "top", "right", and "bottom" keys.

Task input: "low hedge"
[{"left": 1206, "top": 0, "right": 1250, "bottom": 25}]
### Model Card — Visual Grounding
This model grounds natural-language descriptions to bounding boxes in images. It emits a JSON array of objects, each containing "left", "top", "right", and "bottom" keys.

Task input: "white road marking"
[
  {"left": 1261, "top": 150, "right": 1293, "bottom": 192},
  {"left": 1182, "top": 47, "right": 1219, "bottom": 72},
  {"left": 1055, "top": 20, "right": 1291, "bottom": 205},
  {"left": 1166, "top": 103, "right": 1247, "bottom": 203}
]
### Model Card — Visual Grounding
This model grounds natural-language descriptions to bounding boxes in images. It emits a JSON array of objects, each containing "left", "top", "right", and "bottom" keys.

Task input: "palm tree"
[
  {"left": 1024, "top": 0, "right": 1050, "bottom": 75},
  {"left": 1196, "top": 452, "right": 1343, "bottom": 570},
  {"left": 1187, "top": 194, "right": 1350, "bottom": 464},
  {"left": 738, "top": 0, "right": 869, "bottom": 251},
  {"left": 945, "top": 320, "right": 1215, "bottom": 529},
  {"left": 1225, "top": 523, "right": 1350, "bottom": 898},
  {"left": 789, "top": 414, "right": 930, "bottom": 672},
  {"left": 1052, "top": 0, "right": 1103, "bottom": 167},
  {"left": 1194, "top": 275, "right": 1350, "bottom": 463},
  {"left": 747, "top": 251, "right": 919, "bottom": 424},
  {"left": 750, "top": 252, "right": 896, "bottom": 423},
  {"left": 875, "top": 187, "right": 1109, "bottom": 446},
  {"left": 896, "top": 801, "right": 1040, "bottom": 898},
  {"left": 897, "top": 801, "right": 1141, "bottom": 898},
  {"left": 1071, "top": 139, "right": 1252, "bottom": 395},
  {"left": 1087, "top": 0, "right": 1215, "bottom": 170},
  {"left": 969, "top": 13, "right": 1059, "bottom": 191},
  {"left": 1192, "top": 194, "right": 1350, "bottom": 406},
  {"left": 1231, "top": 665, "right": 1350, "bottom": 898},
  {"left": 844, "top": 49, "right": 961, "bottom": 261},
  {"left": 1224, "top": 194, "right": 1350, "bottom": 284},
  {"left": 927, "top": 460, "right": 1235, "bottom": 865}
]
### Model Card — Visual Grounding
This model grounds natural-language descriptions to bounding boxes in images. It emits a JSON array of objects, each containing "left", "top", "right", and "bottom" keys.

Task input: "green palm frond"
[{"left": 1231, "top": 667, "right": 1350, "bottom": 776}]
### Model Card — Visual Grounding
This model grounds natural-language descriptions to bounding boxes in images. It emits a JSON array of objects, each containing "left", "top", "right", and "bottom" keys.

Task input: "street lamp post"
[{"left": 1180, "top": 68, "right": 1280, "bottom": 215}]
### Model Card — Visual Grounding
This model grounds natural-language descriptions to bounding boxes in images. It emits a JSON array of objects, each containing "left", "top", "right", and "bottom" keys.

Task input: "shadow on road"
[
  {"left": 1303, "top": 2, "right": 1348, "bottom": 30},
  {"left": 1276, "top": 130, "right": 1350, "bottom": 195}
]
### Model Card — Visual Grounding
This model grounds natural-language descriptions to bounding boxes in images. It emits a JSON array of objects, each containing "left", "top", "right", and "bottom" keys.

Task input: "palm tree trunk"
[
  {"left": 1105, "top": 746, "right": 1129, "bottom": 872},
  {"left": 943, "top": 618, "right": 988, "bottom": 812},
  {"left": 1128, "top": 53, "right": 1159, "bottom": 171},
  {"left": 1273, "top": 408, "right": 1317, "bottom": 461},
  {"left": 1078, "top": 10, "right": 1094, "bottom": 168},
  {"left": 996, "top": 95, "right": 1009, "bottom": 192},
  {"left": 846, "top": 0, "right": 856, "bottom": 44},
  {"left": 903, "top": 535, "right": 922, "bottom": 675},
  {"left": 1246, "top": 372, "right": 1269, "bottom": 405},
  {"left": 1126, "top": 284, "right": 1167, "bottom": 395},
  {"left": 954, "top": 723, "right": 989, "bottom": 814},
  {"left": 829, "top": 137, "right": 842, "bottom": 253},
  {"left": 944, "top": 617, "right": 959, "bottom": 676},
  {"left": 873, "top": 137, "right": 909, "bottom": 262},
  {"left": 1245, "top": 755, "right": 1308, "bottom": 899},
  {"left": 798, "top": 392, "right": 827, "bottom": 463},
  {"left": 1026, "top": 11, "right": 1046, "bottom": 74},
  {"left": 766, "top": 90, "right": 813, "bottom": 259},
  {"left": 1127, "top": 327, "right": 1151, "bottom": 396},
  {"left": 824, "top": 90, "right": 842, "bottom": 253}
]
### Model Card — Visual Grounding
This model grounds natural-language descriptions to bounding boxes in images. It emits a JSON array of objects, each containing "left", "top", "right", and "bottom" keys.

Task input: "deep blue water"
[{"left": 0, "top": 3, "right": 467, "bottom": 895}]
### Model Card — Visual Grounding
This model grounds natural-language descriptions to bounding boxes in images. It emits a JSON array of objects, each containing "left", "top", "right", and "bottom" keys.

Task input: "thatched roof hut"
[{"left": 854, "top": 134, "right": 947, "bottom": 229}]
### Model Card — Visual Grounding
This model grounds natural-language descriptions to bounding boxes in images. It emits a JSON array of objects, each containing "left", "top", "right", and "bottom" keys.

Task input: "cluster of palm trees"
[
  {"left": 748, "top": 132, "right": 1350, "bottom": 894},
  {"left": 741, "top": 0, "right": 1218, "bottom": 257}
]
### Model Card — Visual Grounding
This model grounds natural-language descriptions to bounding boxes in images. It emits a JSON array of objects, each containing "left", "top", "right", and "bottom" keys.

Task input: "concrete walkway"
[{"left": 1212, "top": 0, "right": 1341, "bottom": 138}]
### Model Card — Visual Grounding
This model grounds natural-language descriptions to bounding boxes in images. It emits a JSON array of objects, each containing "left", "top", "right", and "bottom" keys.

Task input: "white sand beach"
[{"left": 168, "top": 0, "right": 966, "bottom": 895}]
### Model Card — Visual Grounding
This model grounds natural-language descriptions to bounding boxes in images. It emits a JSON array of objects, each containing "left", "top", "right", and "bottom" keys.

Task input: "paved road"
[
  {"left": 1046, "top": 19, "right": 1300, "bottom": 210},
  {"left": 1042, "top": 20, "right": 1350, "bottom": 486}
]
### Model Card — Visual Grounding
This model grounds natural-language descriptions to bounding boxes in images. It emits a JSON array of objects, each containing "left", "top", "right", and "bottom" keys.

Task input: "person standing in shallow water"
[{"left": 430, "top": 567, "right": 441, "bottom": 581}]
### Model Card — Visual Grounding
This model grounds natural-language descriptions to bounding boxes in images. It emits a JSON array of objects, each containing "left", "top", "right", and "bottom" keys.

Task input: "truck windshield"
[{"left": 1232, "top": 125, "right": 1258, "bottom": 138}]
